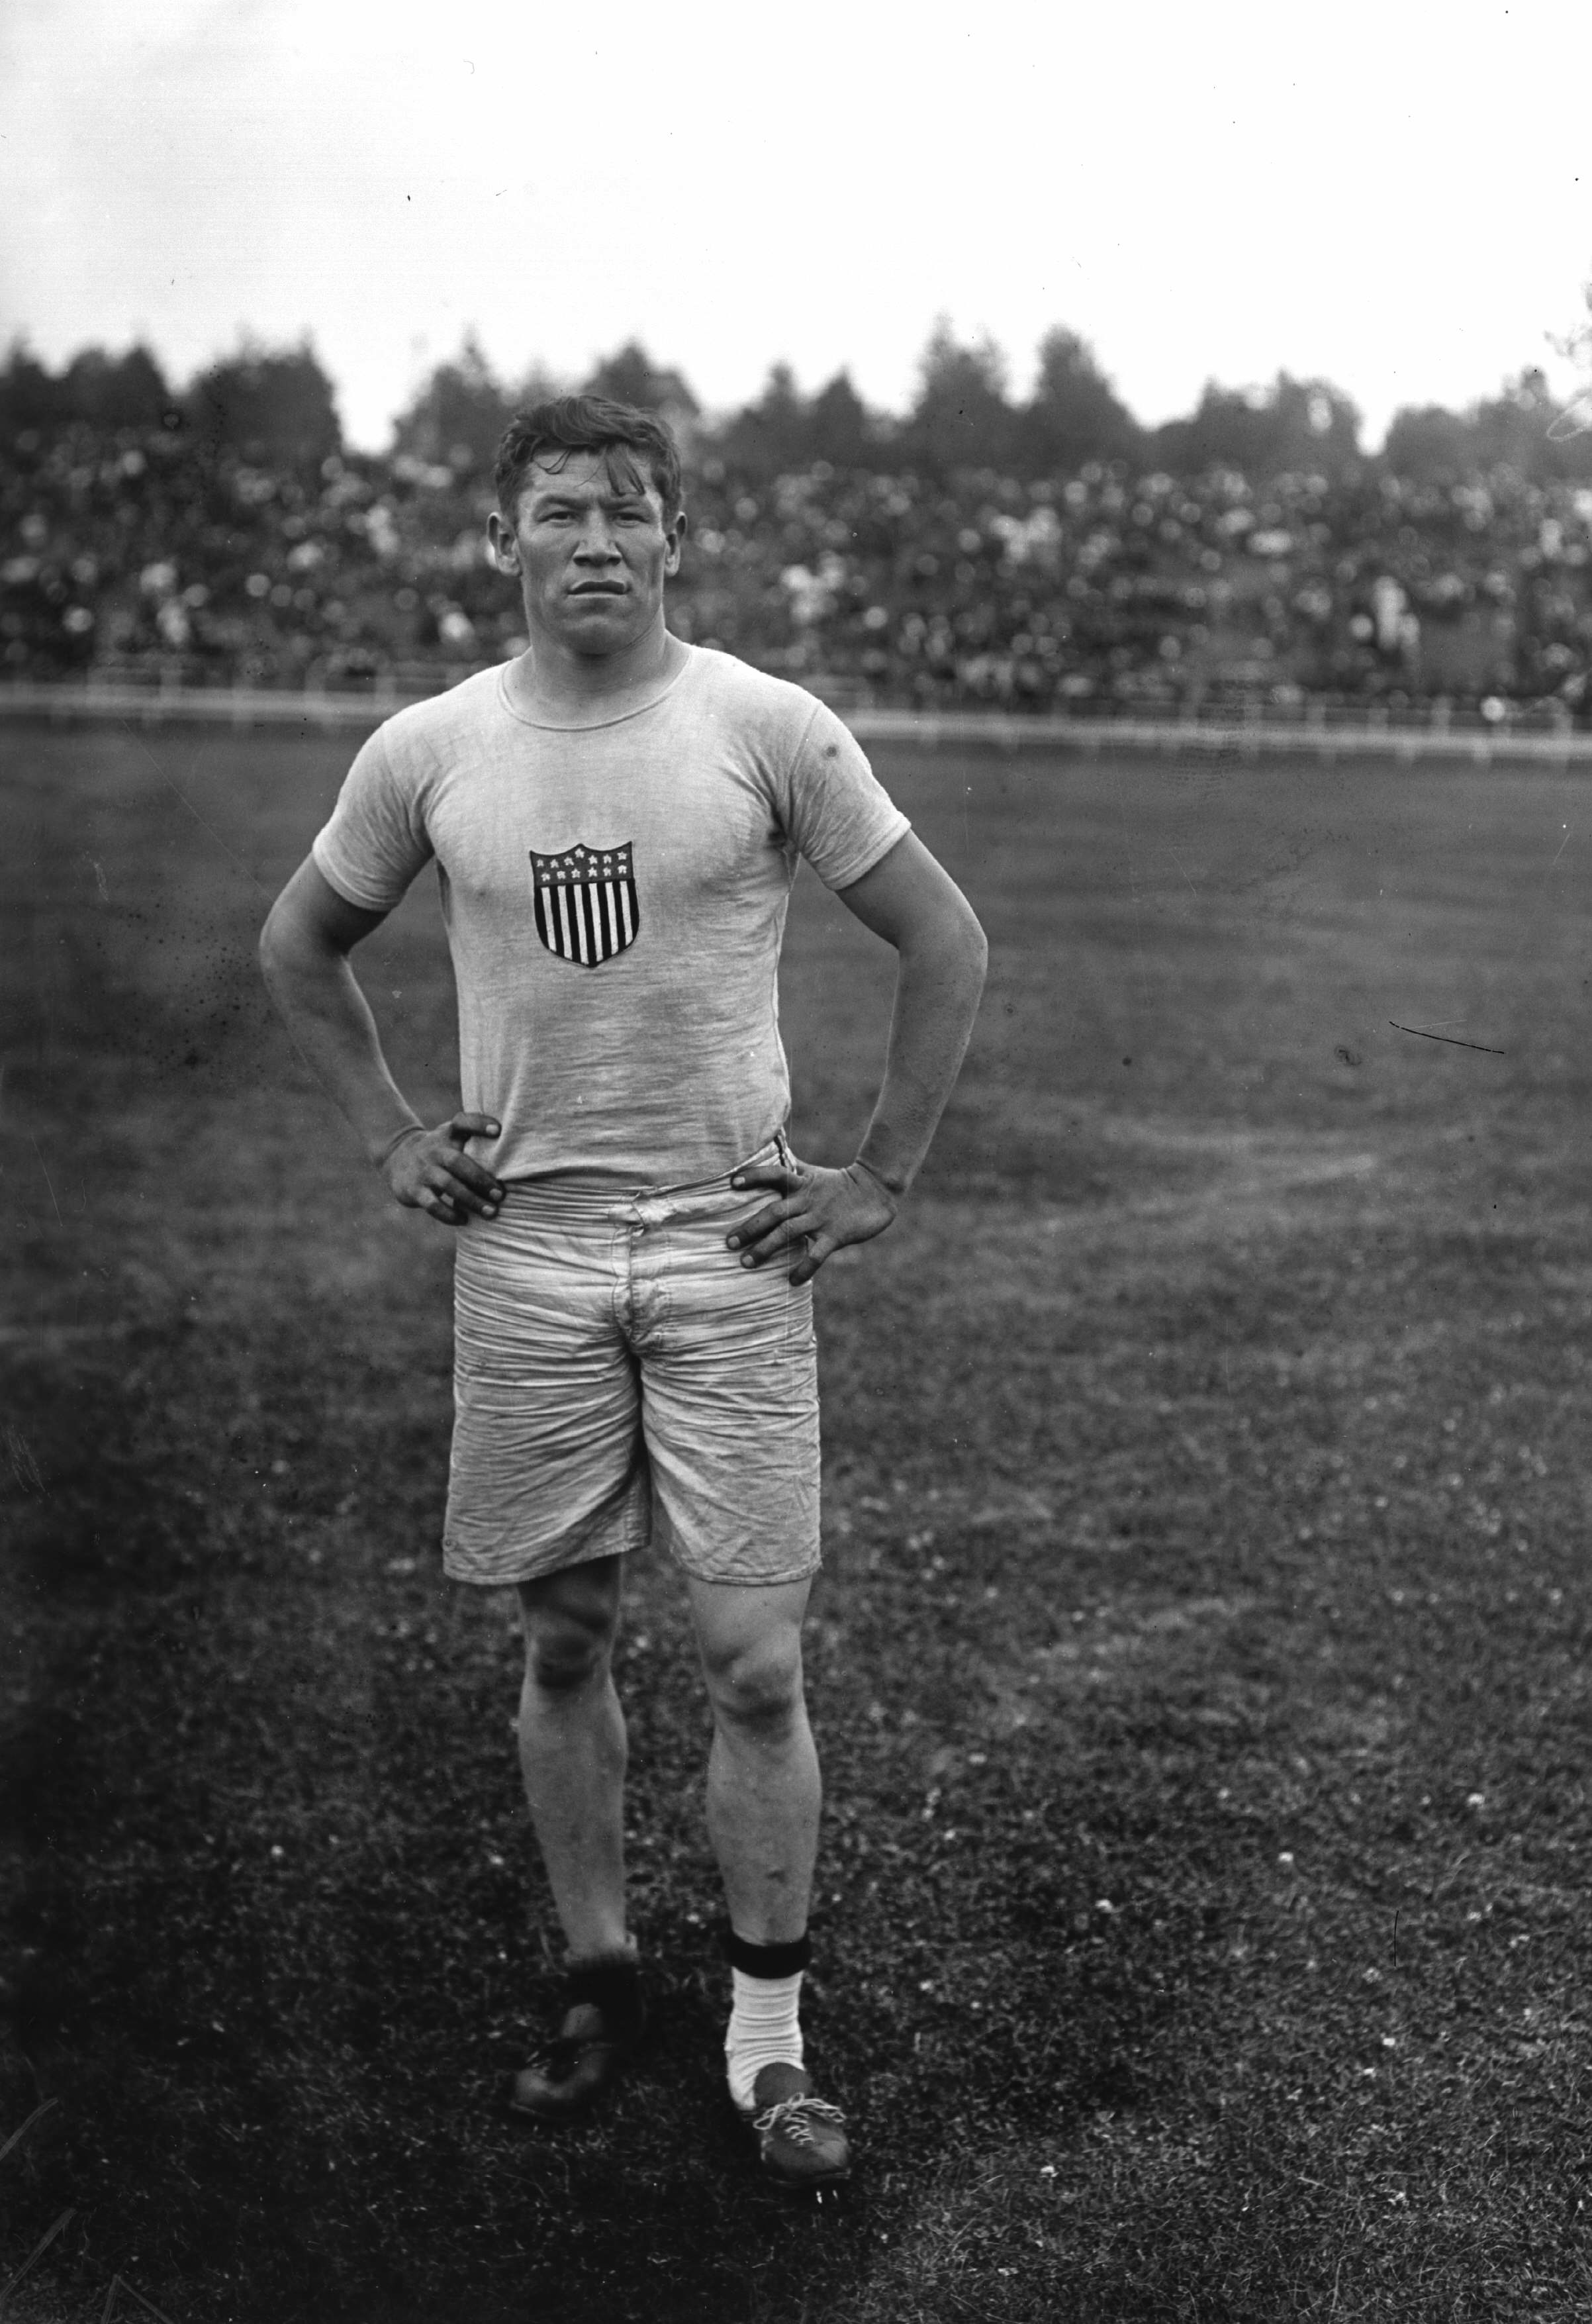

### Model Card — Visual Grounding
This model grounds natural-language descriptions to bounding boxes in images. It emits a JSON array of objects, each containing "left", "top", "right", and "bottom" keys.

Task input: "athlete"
[{"left": 259, "top": 395, "right": 987, "bottom": 2189}]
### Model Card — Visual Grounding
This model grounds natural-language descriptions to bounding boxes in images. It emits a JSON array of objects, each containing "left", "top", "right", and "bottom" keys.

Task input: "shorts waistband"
[{"left": 496, "top": 1132, "right": 790, "bottom": 1225}]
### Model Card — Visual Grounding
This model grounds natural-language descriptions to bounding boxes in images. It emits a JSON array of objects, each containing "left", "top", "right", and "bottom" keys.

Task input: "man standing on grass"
[{"left": 259, "top": 395, "right": 986, "bottom": 2190}]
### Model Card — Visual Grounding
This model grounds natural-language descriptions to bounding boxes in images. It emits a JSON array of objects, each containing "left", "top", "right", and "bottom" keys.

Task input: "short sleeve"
[
  {"left": 777, "top": 700, "right": 910, "bottom": 891},
  {"left": 311, "top": 724, "right": 434, "bottom": 912}
]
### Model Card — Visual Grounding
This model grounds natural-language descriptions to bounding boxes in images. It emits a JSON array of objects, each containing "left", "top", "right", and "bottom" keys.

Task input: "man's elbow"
[
  {"left": 258, "top": 895, "right": 293, "bottom": 989},
  {"left": 964, "top": 902, "right": 989, "bottom": 983},
  {"left": 945, "top": 895, "right": 988, "bottom": 993},
  {"left": 258, "top": 891, "right": 326, "bottom": 996},
  {"left": 904, "top": 896, "right": 987, "bottom": 1002}
]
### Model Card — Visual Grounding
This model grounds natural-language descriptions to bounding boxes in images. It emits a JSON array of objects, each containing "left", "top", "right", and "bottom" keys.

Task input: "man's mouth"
[{"left": 568, "top": 580, "right": 627, "bottom": 597}]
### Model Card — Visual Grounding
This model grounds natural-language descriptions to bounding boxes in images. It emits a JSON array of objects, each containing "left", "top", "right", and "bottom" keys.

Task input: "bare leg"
[
  {"left": 688, "top": 1574, "right": 819, "bottom": 1943},
  {"left": 516, "top": 1556, "right": 630, "bottom": 1959}
]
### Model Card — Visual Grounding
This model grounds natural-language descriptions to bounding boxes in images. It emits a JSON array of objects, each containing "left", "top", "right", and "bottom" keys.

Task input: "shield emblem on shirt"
[{"left": 529, "top": 842, "right": 640, "bottom": 967}]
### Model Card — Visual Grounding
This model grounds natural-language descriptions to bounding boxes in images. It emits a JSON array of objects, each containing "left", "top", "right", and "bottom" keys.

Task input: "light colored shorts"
[{"left": 442, "top": 1136, "right": 819, "bottom": 1588}]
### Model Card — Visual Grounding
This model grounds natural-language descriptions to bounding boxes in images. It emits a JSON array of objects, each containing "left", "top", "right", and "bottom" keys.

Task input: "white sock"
[{"left": 724, "top": 1968, "right": 804, "bottom": 2110}]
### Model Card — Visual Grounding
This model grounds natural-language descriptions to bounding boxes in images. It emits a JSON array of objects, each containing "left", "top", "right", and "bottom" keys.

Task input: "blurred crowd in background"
[{"left": 4, "top": 326, "right": 1591, "bottom": 715}]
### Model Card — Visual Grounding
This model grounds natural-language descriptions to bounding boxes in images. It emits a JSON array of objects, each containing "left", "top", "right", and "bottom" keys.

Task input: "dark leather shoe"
[
  {"left": 741, "top": 2061, "right": 851, "bottom": 2188},
  {"left": 508, "top": 1957, "right": 645, "bottom": 2123}
]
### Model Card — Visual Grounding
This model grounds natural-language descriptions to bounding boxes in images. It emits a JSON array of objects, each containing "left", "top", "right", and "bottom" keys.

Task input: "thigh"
[
  {"left": 637, "top": 1201, "right": 820, "bottom": 1586},
  {"left": 445, "top": 1200, "right": 648, "bottom": 1586}
]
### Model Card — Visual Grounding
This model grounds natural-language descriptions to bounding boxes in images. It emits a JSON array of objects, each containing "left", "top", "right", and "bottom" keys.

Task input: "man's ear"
[
  {"left": 487, "top": 509, "right": 520, "bottom": 573},
  {"left": 663, "top": 510, "right": 687, "bottom": 576}
]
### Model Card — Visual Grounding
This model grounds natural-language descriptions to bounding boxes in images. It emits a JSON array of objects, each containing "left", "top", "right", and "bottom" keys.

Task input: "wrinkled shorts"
[{"left": 443, "top": 1136, "right": 819, "bottom": 1588}]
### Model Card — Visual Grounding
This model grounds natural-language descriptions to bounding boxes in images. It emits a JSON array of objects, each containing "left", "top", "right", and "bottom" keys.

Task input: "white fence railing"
[{"left": 1, "top": 679, "right": 1589, "bottom": 763}]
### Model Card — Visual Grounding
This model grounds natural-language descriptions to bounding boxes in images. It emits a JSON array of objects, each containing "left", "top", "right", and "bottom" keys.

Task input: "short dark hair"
[{"left": 494, "top": 395, "right": 684, "bottom": 525}]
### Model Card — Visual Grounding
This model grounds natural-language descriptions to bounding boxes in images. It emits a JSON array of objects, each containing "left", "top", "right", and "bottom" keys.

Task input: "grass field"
[{"left": 3, "top": 715, "right": 1592, "bottom": 2323}]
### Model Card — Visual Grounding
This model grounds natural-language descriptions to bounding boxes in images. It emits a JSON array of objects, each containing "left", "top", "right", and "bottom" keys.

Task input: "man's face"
[{"left": 488, "top": 450, "right": 686, "bottom": 657}]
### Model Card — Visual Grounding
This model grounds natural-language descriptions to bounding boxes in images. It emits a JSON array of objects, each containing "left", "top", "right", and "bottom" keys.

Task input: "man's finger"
[
  {"left": 730, "top": 1159, "right": 800, "bottom": 1195},
  {"left": 449, "top": 1113, "right": 502, "bottom": 1143},
  {"left": 432, "top": 1165, "right": 499, "bottom": 1216},
  {"left": 737, "top": 1207, "right": 819, "bottom": 1265},
  {"left": 443, "top": 1155, "right": 504, "bottom": 1205},
  {"left": 788, "top": 1231, "right": 834, "bottom": 1286},
  {"left": 729, "top": 1198, "right": 805, "bottom": 1258},
  {"left": 726, "top": 1194, "right": 794, "bottom": 1249}
]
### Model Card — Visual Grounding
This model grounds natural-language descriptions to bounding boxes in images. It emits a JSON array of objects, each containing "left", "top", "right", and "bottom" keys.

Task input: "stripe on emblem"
[{"left": 529, "top": 841, "right": 639, "bottom": 968}]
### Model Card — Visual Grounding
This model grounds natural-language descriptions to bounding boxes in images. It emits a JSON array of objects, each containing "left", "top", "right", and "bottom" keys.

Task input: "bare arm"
[
  {"left": 259, "top": 857, "right": 505, "bottom": 1226},
  {"left": 729, "top": 830, "right": 987, "bottom": 1283},
  {"left": 832, "top": 828, "right": 989, "bottom": 1196}
]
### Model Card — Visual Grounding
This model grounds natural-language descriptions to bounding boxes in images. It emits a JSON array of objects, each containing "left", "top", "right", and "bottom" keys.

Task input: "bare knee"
[
  {"left": 519, "top": 1563, "right": 621, "bottom": 1696},
  {"left": 701, "top": 1629, "right": 806, "bottom": 1739}
]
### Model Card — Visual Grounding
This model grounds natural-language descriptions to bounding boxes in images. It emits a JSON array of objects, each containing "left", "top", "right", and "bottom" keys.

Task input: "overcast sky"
[{"left": 3, "top": 0, "right": 1590, "bottom": 453}]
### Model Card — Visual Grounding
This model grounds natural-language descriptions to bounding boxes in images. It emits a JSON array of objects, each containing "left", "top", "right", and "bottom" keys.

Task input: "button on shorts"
[{"left": 442, "top": 1136, "right": 819, "bottom": 1588}]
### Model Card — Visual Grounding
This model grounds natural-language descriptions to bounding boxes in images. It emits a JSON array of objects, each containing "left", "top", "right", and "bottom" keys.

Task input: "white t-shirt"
[{"left": 312, "top": 646, "right": 910, "bottom": 1183}]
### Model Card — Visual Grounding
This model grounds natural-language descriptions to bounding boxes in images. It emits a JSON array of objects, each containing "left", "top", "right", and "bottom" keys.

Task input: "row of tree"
[
  {"left": 0, "top": 337, "right": 342, "bottom": 466},
  {"left": 5, "top": 324, "right": 1591, "bottom": 487}
]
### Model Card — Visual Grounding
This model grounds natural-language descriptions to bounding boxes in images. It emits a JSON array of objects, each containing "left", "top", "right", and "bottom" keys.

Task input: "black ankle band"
[
  {"left": 565, "top": 1955, "right": 645, "bottom": 2043},
  {"left": 722, "top": 1926, "right": 812, "bottom": 1978}
]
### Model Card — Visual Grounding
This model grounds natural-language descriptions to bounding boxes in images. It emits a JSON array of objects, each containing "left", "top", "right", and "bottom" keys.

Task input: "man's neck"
[{"left": 505, "top": 622, "right": 688, "bottom": 724}]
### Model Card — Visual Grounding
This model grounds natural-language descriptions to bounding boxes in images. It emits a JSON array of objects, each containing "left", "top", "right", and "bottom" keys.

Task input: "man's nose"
[{"left": 573, "top": 516, "right": 620, "bottom": 559}]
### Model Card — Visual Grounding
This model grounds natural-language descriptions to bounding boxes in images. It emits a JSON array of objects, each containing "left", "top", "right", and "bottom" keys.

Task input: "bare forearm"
[
  {"left": 260, "top": 932, "right": 422, "bottom": 1165},
  {"left": 855, "top": 918, "right": 988, "bottom": 1197}
]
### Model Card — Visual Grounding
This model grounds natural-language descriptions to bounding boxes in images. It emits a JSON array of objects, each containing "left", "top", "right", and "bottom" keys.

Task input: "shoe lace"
[
  {"left": 753, "top": 2093, "right": 847, "bottom": 2147},
  {"left": 528, "top": 2025, "right": 621, "bottom": 2078},
  {"left": 529, "top": 2034, "right": 585, "bottom": 2076}
]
